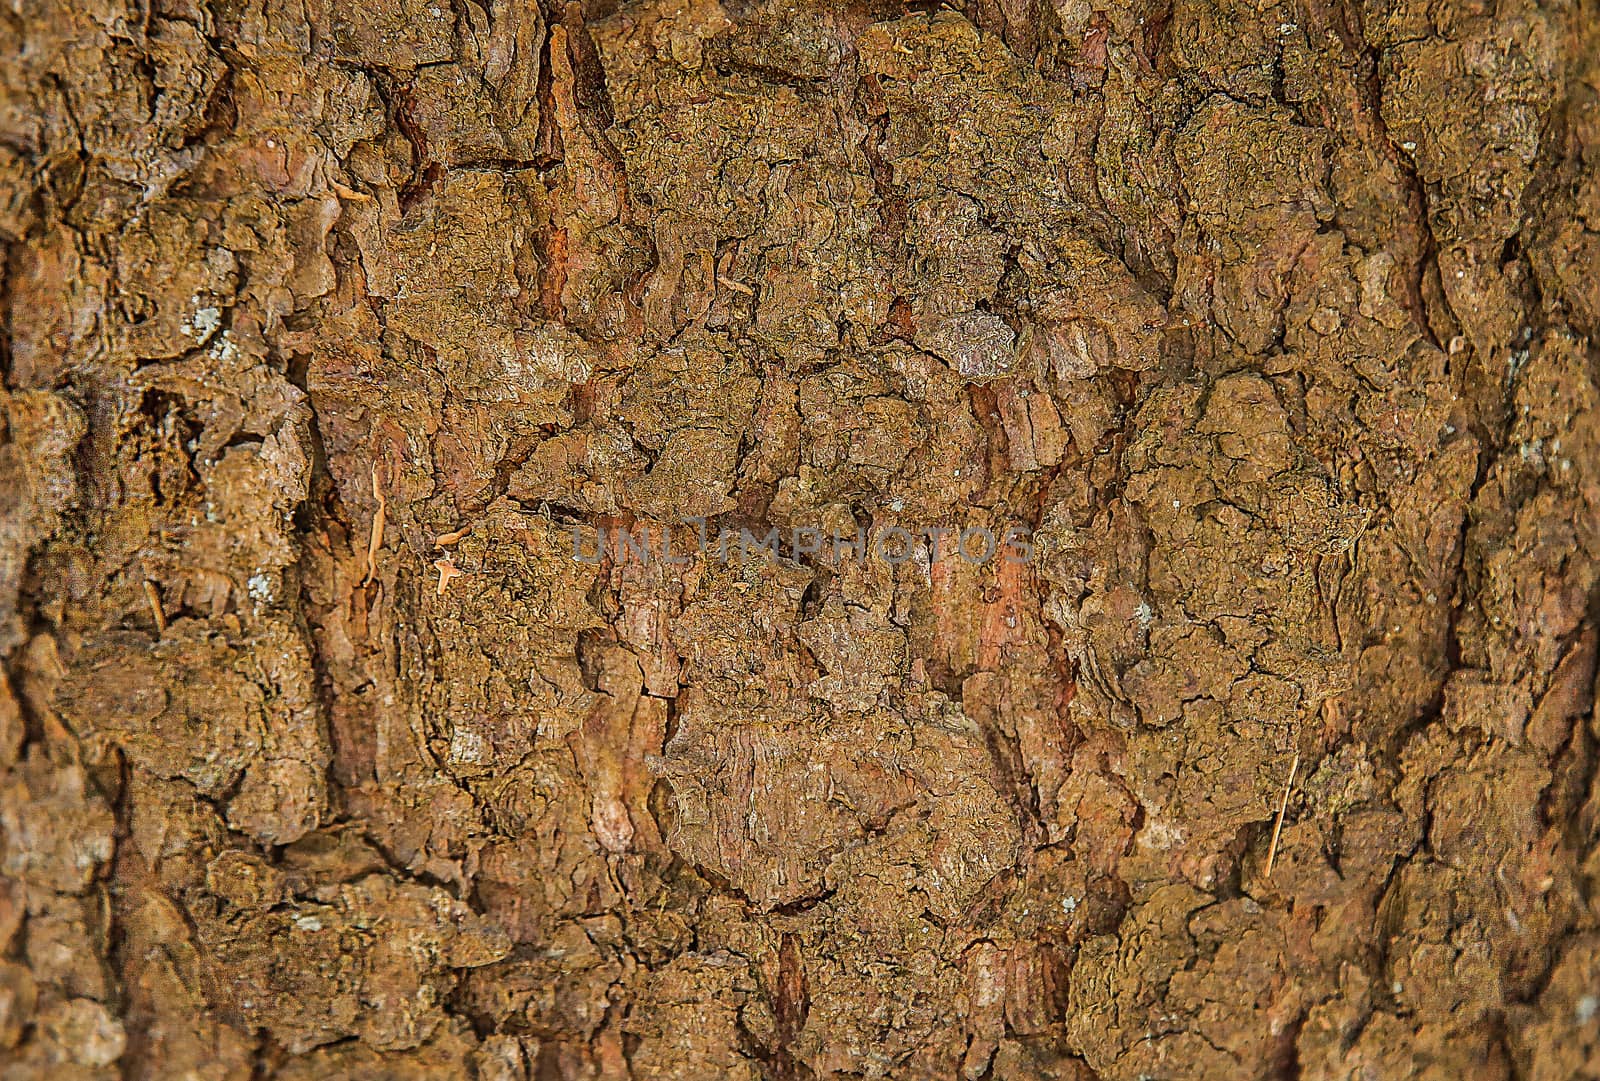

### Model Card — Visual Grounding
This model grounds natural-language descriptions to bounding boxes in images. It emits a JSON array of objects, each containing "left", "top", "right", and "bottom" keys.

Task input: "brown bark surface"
[{"left": 2, "top": 0, "right": 1600, "bottom": 1077}]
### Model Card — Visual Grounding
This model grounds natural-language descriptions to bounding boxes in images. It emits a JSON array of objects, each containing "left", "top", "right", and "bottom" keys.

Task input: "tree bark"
[{"left": 2, "top": 0, "right": 1600, "bottom": 1077}]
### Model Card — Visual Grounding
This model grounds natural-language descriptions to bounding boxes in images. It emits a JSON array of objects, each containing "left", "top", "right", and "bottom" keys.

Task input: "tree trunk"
[{"left": 3, "top": 0, "right": 1600, "bottom": 1077}]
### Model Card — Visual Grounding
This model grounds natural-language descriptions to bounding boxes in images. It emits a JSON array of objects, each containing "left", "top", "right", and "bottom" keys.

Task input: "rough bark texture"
[{"left": 2, "top": 0, "right": 1600, "bottom": 1077}]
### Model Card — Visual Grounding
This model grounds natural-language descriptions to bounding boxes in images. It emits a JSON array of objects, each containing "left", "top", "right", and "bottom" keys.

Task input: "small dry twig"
[
  {"left": 329, "top": 179, "right": 374, "bottom": 203},
  {"left": 433, "top": 556, "right": 464, "bottom": 595},
  {"left": 363, "top": 464, "right": 387, "bottom": 586},
  {"left": 143, "top": 580, "right": 167, "bottom": 634},
  {"left": 1265, "top": 751, "right": 1300, "bottom": 880},
  {"left": 434, "top": 524, "right": 472, "bottom": 548}
]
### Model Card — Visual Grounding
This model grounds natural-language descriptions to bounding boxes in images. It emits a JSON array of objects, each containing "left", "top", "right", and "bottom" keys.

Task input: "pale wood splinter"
[
  {"left": 363, "top": 464, "right": 386, "bottom": 587},
  {"left": 1265, "top": 751, "right": 1300, "bottom": 880}
]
